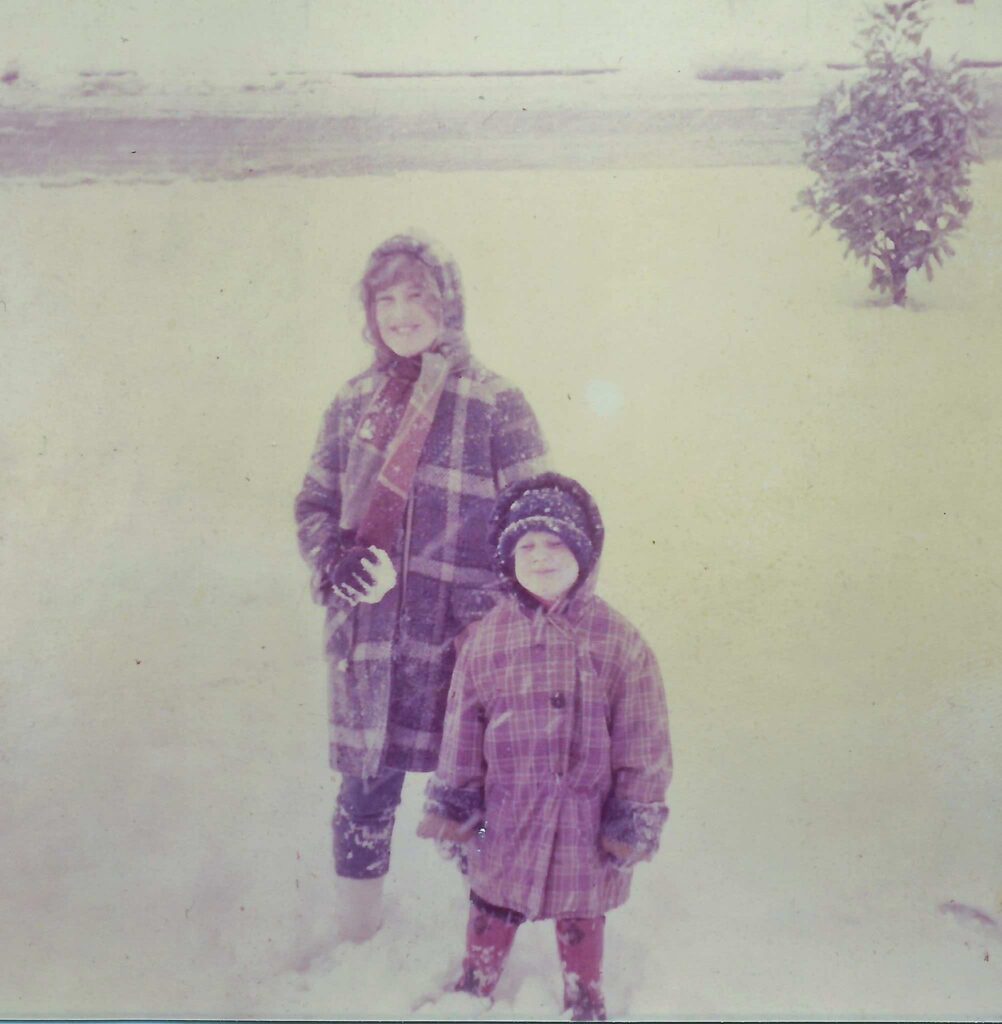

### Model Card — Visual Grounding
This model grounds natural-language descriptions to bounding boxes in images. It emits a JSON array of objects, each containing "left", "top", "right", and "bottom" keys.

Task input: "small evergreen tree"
[{"left": 799, "top": 0, "right": 984, "bottom": 306}]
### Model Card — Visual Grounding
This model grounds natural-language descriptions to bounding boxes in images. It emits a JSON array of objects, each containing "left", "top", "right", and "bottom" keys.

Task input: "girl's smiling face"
[
  {"left": 373, "top": 276, "right": 443, "bottom": 358},
  {"left": 513, "top": 530, "right": 580, "bottom": 607}
]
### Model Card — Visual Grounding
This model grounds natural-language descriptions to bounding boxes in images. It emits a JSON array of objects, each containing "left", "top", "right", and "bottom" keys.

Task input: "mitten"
[
  {"left": 330, "top": 545, "right": 378, "bottom": 600},
  {"left": 416, "top": 813, "right": 477, "bottom": 843}
]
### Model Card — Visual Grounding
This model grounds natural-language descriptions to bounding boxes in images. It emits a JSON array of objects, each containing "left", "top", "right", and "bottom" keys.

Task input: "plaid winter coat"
[
  {"left": 425, "top": 569, "right": 672, "bottom": 921},
  {"left": 295, "top": 359, "right": 548, "bottom": 777}
]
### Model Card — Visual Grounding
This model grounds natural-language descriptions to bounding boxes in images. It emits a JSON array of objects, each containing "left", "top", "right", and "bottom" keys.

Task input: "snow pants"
[
  {"left": 332, "top": 766, "right": 406, "bottom": 879},
  {"left": 455, "top": 891, "right": 607, "bottom": 1020}
]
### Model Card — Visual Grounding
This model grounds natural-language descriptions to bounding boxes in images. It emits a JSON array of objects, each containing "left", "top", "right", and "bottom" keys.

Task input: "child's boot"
[
  {"left": 453, "top": 899, "right": 521, "bottom": 998},
  {"left": 556, "top": 916, "right": 607, "bottom": 1022},
  {"left": 334, "top": 875, "right": 385, "bottom": 943}
]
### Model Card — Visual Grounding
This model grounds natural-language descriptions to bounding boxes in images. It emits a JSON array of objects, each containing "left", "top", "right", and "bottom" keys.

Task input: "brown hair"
[{"left": 361, "top": 252, "right": 443, "bottom": 357}]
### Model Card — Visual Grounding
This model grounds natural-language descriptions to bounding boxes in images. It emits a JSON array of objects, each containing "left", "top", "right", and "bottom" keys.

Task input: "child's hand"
[
  {"left": 600, "top": 836, "right": 637, "bottom": 865},
  {"left": 417, "top": 813, "right": 475, "bottom": 843}
]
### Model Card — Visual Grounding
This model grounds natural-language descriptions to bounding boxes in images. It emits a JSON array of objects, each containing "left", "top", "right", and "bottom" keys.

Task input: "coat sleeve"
[
  {"left": 600, "top": 635, "right": 673, "bottom": 864},
  {"left": 293, "top": 396, "right": 354, "bottom": 606},
  {"left": 423, "top": 638, "right": 487, "bottom": 828},
  {"left": 490, "top": 384, "right": 550, "bottom": 489}
]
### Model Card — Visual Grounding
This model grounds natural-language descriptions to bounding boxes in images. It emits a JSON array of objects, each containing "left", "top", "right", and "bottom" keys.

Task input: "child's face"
[
  {"left": 373, "top": 276, "right": 443, "bottom": 358},
  {"left": 513, "top": 530, "right": 580, "bottom": 607}
]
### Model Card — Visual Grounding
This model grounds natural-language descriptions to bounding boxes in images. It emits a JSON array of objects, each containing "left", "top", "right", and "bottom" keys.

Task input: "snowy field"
[
  {"left": 4, "top": 14, "right": 1001, "bottom": 1020},
  {"left": 2, "top": 155, "right": 1001, "bottom": 1019}
]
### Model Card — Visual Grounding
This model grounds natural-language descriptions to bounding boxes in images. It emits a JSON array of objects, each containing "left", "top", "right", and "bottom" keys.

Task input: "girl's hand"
[
  {"left": 416, "top": 813, "right": 475, "bottom": 843},
  {"left": 330, "top": 546, "right": 397, "bottom": 606},
  {"left": 600, "top": 836, "right": 637, "bottom": 865},
  {"left": 332, "top": 545, "right": 378, "bottom": 591}
]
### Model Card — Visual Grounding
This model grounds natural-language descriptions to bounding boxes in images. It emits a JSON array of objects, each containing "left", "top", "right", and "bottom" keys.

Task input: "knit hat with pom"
[{"left": 492, "top": 473, "right": 602, "bottom": 579}]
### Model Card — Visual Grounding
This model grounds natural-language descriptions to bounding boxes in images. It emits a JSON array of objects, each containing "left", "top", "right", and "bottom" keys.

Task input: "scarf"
[{"left": 340, "top": 348, "right": 454, "bottom": 551}]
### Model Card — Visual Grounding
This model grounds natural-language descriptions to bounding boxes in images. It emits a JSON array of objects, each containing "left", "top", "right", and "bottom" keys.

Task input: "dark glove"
[{"left": 330, "top": 545, "right": 378, "bottom": 599}]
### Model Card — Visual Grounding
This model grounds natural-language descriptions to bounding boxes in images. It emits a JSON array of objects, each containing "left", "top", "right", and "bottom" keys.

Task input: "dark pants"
[{"left": 332, "top": 767, "right": 406, "bottom": 879}]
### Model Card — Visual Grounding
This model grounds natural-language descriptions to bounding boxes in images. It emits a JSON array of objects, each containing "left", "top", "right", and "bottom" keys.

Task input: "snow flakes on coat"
[
  {"left": 426, "top": 477, "right": 672, "bottom": 920},
  {"left": 295, "top": 360, "right": 548, "bottom": 777}
]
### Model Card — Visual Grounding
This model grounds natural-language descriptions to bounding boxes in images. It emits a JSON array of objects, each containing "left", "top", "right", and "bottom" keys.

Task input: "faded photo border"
[{"left": 2, "top": 1, "right": 1001, "bottom": 1020}]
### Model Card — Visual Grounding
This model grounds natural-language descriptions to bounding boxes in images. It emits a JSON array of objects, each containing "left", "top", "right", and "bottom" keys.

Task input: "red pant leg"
[{"left": 555, "top": 916, "right": 607, "bottom": 1021}]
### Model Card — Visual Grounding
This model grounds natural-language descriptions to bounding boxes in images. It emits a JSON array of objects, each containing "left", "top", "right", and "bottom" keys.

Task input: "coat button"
[{"left": 550, "top": 692, "right": 565, "bottom": 709}]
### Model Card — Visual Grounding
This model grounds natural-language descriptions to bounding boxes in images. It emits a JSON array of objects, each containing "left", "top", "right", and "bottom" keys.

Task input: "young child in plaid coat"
[{"left": 417, "top": 472, "right": 672, "bottom": 1021}]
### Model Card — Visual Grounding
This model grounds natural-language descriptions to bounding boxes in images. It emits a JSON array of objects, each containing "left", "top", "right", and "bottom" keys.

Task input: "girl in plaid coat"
[
  {"left": 294, "top": 235, "right": 548, "bottom": 944},
  {"left": 418, "top": 473, "right": 672, "bottom": 1021}
]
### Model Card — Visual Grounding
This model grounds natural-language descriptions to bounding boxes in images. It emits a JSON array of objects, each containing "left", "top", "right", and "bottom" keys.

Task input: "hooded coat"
[
  {"left": 425, "top": 474, "right": 673, "bottom": 920},
  {"left": 294, "top": 237, "right": 549, "bottom": 778}
]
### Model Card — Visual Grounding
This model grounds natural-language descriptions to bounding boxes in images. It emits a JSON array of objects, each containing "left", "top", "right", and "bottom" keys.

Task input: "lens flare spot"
[{"left": 584, "top": 379, "right": 623, "bottom": 418}]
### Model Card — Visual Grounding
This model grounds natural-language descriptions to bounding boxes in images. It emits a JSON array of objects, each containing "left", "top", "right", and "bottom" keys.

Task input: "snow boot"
[
  {"left": 453, "top": 898, "right": 521, "bottom": 997},
  {"left": 334, "top": 875, "right": 385, "bottom": 944},
  {"left": 556, "top": 916, "right": 607, "bottom": 1021}
]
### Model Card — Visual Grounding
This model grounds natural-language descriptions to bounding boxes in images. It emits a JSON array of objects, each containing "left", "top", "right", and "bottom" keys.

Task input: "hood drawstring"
[{"left": 528, "top": 598, "right": 579, "bottom": 645}]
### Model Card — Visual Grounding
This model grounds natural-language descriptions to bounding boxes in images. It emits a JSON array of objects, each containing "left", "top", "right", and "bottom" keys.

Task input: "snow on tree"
[{"left": 798, "top": 0, "right": 984, "bottom": 306}]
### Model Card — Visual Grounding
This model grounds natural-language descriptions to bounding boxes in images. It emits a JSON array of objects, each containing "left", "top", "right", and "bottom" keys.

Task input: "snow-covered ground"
[{"left": 2, "top": 160, "right": 1001, "bottom": 1019}]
